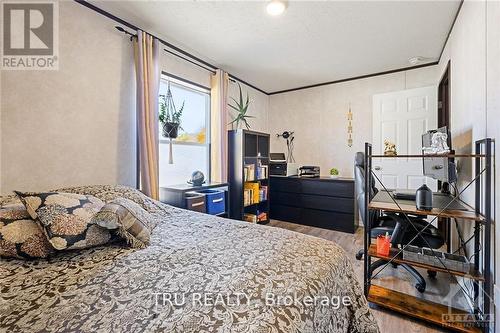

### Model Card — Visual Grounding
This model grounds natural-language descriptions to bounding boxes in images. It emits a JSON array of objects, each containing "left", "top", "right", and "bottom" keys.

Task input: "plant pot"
[
  {"left": 330, "top": 175, "right": 339, "bottom": 179},
  {"left": 163, "top": 122, "right": 179, "bottom": 139}
]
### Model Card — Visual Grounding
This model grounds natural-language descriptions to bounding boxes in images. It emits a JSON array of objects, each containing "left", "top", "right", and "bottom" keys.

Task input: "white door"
[{"left": 372, "top": 86, "right": 438, "bottom": 190}]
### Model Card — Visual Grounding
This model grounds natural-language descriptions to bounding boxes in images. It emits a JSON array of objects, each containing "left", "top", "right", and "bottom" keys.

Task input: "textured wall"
[
  {"left": 0, "top": 2, "right": 270, "bottom": 195},
  {"left": 438, "top": 1, "right": 487, "bottom": 205},
  {"left": 268, "top": 66, "right": 438, "bottom": 177},
  {"left": 486, "top": 1, "right": 500, "bottom": 321},
  {"left": 1, "top": 2, "right": 136, "bottom": 194},
  {"left": 227, "top": 82, "right": 269, "bottom": 134},
  {"left": 437, "top": 1, "right": 499, "bottom": 320}
]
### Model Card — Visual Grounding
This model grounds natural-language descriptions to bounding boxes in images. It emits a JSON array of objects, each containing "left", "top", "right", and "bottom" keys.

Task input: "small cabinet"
[{"left": 160, "top": 183, "right": 229, "bottom": 217}]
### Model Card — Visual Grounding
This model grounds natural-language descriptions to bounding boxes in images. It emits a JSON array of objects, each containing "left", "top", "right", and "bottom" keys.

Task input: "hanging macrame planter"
[{"left": 160, "top": 82, "right": 183, "bottom": 164}]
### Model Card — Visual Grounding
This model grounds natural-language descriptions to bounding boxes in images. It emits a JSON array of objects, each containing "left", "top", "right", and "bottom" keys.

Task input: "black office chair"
[{"left": 354, "top": 152, "right": 445, "bottom": 293}]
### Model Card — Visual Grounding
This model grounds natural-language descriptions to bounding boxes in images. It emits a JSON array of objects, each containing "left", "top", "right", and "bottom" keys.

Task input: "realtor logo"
[{"left": 1, "top": 1, "right": 58, "bottom": 70}]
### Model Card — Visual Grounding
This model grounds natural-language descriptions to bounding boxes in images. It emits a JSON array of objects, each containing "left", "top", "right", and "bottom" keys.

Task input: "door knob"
[{"left": 374, "top": 166, "right": 382, "bottom": 170}]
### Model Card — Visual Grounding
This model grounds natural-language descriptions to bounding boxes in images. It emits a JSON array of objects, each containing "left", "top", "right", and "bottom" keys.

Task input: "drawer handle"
[
  {"left": 212, "top": 198, "right": 223, "bottom": 203},
  {"left": 191, "top": 202, "right": 204, "bottom": 207}
]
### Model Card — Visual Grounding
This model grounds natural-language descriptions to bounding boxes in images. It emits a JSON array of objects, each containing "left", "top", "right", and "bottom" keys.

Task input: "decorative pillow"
[
  {"left": 0, "top": 202, "right": 54, "bottom": 259},
  {"left": 53, "top": 185, "right": 171, "bottom": 215},
  {"left": 15, "top": 191, "right": 112, "bottom": 251},
  {"left": 92, "top": 198, "right": 158, "bottom": 249}
]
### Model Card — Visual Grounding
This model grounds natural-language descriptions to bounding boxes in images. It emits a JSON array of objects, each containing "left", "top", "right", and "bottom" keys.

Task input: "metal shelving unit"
[{"left": 363, "top": 138, "right": 493, "bottom": 333}]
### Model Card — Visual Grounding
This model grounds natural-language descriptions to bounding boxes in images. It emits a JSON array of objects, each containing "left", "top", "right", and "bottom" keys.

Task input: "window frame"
[{"left": 159, "top": 72, "right": 211, "bottom": 183}]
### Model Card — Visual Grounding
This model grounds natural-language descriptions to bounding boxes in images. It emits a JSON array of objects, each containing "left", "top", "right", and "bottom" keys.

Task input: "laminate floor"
[{"left": 268, "top": 220, "right": 471, "bottom": 333}]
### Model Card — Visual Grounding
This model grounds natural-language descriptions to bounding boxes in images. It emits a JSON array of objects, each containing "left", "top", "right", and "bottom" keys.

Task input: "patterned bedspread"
[{"left": 0, "top": 185, "right": 378, "bottom": 333}]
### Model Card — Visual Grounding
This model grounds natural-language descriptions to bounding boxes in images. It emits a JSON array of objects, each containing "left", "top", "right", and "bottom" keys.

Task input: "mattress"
[{"left": 0, "top": 185, "right": 378, "bottom": 333}]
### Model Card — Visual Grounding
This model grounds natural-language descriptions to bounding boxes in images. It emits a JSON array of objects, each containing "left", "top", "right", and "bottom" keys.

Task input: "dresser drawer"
[
  {"left": 301, "top": 194, "right": 354, "bottom": 214},
  {"left": 185, "top": 193, "right": 206, "bottom": 213},
  {"left": 270, "top": 177, "right": 301, "bottom": 193},
  {"left": 301, "top": 179, "right": 354, "bottom": 198},
  {"left": 270, "top": 204, "right": 301, "bottom": 223},
  {"left": 301, "top": 209, "right": 356, "bottom": 233},
  {"left": 270, "top": 191, "right": 301, "bottom": 207}
]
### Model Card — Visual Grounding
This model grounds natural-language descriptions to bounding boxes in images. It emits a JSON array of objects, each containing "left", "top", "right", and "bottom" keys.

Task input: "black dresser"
[{"left": 270, "top": 176, "right": 357, "bottom": 233}]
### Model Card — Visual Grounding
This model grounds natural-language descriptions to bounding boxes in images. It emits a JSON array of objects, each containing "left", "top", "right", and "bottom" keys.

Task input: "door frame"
[
  {"left": 438, "top": 60, "right": 451, "bottom": 138},
  {"left": 437, "top": 60, "right": 451, "bottom": 249}
]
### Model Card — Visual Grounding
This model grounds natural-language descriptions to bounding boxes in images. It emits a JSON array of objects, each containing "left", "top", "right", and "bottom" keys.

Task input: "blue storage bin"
[{"left": 196, "top": 189, "right": 225, "bottom": 215}]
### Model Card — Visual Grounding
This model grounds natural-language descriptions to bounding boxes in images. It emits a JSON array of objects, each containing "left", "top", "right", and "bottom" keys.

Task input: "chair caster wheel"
[
  {"left": 427, "top": 270, "right": 437, "bottom": 279},
  {"left": 355, "top": 252, "right": 363, "bottom": 260},
  {"left": 415, "top": 283, "right": 426, "bottom": 293}
]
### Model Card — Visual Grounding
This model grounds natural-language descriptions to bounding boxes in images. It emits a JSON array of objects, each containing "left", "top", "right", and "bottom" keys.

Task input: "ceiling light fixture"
[{"left": 266, "top": 0, "right": 286, "bottom": 16}]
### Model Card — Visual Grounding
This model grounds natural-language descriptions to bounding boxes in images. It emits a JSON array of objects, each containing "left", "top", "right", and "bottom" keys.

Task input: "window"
[{"left": 159, "top": 74, "right": 210, "bottom": 186}]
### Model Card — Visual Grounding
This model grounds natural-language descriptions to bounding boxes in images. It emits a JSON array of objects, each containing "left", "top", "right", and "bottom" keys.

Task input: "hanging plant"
[
  {"left": 228, "top": 83, "right": 253, "bottom": 130},
  {"left": 159, "top": 82, "right": 185, "bottom": 164},
  {"left": 159, "top": 82, "right": 184, "bottom": 139}
]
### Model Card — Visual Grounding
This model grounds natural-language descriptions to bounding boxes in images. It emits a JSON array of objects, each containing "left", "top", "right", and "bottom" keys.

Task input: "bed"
[{"left": 0, "top": 185, "right": 378, "bottom": 333}]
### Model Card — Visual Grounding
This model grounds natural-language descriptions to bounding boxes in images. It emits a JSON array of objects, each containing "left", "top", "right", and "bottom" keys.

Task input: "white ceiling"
[{"left": 90, "top": 0, "right": 461, "bottom": 93}]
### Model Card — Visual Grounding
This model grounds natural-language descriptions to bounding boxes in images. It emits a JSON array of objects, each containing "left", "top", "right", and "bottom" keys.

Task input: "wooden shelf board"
[
  {"left": 368, "top": 244, "right": 483, "bottom": 281},
  {"left": 368, "top": 201, "right": 485, "bottom": 222},
  {"left": 368, "top": 284, "right": 482, "bottom": 333}
]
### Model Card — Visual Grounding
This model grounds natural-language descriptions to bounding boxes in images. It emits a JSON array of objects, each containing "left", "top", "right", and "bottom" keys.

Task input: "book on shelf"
[
  {"left": 244, "top": 213, "right": 258, "bottom": 223},
  {"left": 243, "top": 189, "right": 251, "bottom": 206},
  {"left": 259, "top": 186, "right": 268, "bottom": 202},
  {"left": 244, "top": 184, "right": 268, "bottom": 206},
  {"left": 257, "top": 211, "right": 268, "bottom": 222},
  {"left": 256, "top": 165, "right": 268, "bottom": 180},
  {"left": 243, "top": 212, "right": 267, "bottom": 223},
  {"left": 244, "top": 164, "right": 255, "bottom": 181},
  {"left": 244, "top": 182, "right": 259, "bottom": 205}
]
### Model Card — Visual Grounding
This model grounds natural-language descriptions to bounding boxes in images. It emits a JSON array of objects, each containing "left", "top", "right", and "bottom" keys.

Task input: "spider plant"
[{"left": 228, "top": 83, "right": 253, "bottom": 130}]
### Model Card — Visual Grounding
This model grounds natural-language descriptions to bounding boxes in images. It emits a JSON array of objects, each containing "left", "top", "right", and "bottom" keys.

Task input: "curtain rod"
[
  {"left": 115, "top": 26, "right": 216, "bottom": 74},
  {"left": 76, "top": 1, "right": 216, "bottom": 70},
  {"left": 115, "top": 26, "right": 269, "bottom": 95},
  {"left": 163, "top": 49, "right": 216, "bottom": 75},
  {"left": 74, "top": 1, "right": 270, "bottom": 94}
]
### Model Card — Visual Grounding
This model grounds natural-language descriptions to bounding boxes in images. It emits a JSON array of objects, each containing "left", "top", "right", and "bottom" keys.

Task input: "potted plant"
[
  {"left": 159, "top": 84, "right": 184, "bottom": 139},
  {"left": 329, "top": 168, "right": 340, "bottom": 179},
  {"left": 228, "top": 83, "right": 254, "bottom": 130}
]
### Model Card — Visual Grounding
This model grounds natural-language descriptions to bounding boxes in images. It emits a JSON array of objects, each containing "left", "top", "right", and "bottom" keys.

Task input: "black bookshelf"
[{"left": 228, "top": 129, "right": 270, "bottom": 224}]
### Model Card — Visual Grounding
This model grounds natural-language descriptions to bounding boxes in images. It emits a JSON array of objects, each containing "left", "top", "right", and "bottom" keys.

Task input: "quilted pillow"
[
  {"left": 0, "top": 201, "right": 54, "bottom": 259},
  {"left": 92, "top": 198, "right": 158, "bottom": 249},
  {"left": 15, "top": 191, "right": 112, "bottom": 251}
]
